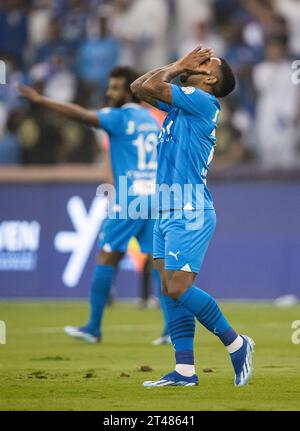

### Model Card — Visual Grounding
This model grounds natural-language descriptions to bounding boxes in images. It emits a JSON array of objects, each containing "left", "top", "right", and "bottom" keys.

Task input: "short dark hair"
[
  {"left": 213, "top": 59, "right": 236, "bottom": 98},
  {"left": 109, "top": 66, "right": 140, "bottom": 103}
]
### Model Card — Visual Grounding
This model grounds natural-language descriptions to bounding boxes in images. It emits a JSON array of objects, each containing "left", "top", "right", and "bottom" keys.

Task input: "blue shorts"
[
  {"left": 98, "top": 216, "right": 155, "bottom": 253},
  {"left": 153, "top": 209, "right": 216, "bottom": 273}
]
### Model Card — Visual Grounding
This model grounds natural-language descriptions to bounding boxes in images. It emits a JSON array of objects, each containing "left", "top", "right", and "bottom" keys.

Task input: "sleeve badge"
[{"left": 181, "top": 86, "right": 196, "bottom": 95}]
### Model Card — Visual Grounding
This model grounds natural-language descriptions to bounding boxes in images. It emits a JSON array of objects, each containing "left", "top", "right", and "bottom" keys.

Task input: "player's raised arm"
[
  {"left": 141, "top": 46, "right": 214, "bottom": 104},
  {"left": 130, "top": 64, "right": 174, "bottom": 107},
  {"left": 17, "top": 84, "right": 100, "bottom": 128}
]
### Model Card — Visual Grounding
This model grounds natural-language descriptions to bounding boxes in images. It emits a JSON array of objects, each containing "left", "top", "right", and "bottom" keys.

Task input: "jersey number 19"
[{"left": 132, "top": 133, "right": 158, "bottom": 171}]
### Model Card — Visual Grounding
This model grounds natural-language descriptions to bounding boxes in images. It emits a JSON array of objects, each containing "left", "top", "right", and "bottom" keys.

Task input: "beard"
[{"left": 108, "top": 98, "right": 125, "bottom": 108}]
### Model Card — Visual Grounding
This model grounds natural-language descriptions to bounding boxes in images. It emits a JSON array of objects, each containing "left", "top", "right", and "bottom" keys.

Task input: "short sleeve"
[
  {"left": 96, "top": 108, "right": 123, "bottom": 135},
  {"left": 157, "top": 100, "right": 173, "bottom": 113},
  {"left": 171, "top": 84, "right": 214, "bottom": 116}
]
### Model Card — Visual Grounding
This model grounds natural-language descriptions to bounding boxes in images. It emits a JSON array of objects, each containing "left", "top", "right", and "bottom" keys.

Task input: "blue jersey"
[
  {"left": 157, "top": 84, "right": 220, "bottom": 211},
  {"left": 96, "top": 103, "right": 159, "bottom": 208}
]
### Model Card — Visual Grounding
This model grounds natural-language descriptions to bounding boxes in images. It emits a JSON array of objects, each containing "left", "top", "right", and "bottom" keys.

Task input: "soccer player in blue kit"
[
  {"left": 18, "top": 67, "right": 169, "bottom": 344},
  {"left": 131, "top": 46, "right": 255, "bottom": 387}
]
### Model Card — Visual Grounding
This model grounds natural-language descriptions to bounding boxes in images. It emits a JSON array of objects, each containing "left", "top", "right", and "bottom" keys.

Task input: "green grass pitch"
[{"left": 0, "top": 301, "right": 299, "bottom": 411}]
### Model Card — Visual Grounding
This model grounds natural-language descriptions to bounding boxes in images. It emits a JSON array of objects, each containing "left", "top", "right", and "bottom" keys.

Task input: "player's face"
[
  {"left": 106, "top": 77, "right": 129, "bottom": 107},
  {"left": 180, "top": 57, "right": 221, "bottom": 89}
]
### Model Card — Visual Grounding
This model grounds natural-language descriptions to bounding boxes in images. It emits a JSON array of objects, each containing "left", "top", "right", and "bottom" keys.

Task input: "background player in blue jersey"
[
  {"left": 132, "top": 46, "right": 255, "bottom": 387},
  {"left": 18, "top": 67, "right": 170, "bottom": 345}
]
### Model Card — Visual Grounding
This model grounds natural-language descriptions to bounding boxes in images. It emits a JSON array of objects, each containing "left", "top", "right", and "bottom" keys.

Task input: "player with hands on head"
[{"left": 131, "top": 46, "right": 255, "bottom": 388}]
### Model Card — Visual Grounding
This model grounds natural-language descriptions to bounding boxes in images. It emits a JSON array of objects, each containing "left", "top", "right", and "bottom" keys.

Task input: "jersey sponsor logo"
[
  {"left": 166, "top": 120, "right": 173, "bottom": 135},
  {"left": 54, "top": 196, "right": 107, "bottom": 288},
  {"left": 181, "top": 86, "right": 196, "bottom": 95},
  {"left": 0, "top": 220, "right": 40, "bottom": 271}
]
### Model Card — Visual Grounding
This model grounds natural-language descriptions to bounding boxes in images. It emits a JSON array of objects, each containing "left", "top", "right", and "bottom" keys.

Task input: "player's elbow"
[
  {"left": 130, "top": 81, "right": 142, "bottom": 98},
  {"left": 141, "top": 80, "right": 158, "bottom": 98}
]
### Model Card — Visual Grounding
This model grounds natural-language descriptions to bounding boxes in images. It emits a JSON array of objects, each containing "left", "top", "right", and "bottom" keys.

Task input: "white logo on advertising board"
[
  {"left": 54, "top": 196, "right": 107, "bottom": 288},
  {"left": 0, "top": 221, "right": 40, "bottom": 270}
]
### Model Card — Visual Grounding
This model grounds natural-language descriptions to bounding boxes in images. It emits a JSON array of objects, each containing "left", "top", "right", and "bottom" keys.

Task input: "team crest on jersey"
[{"left": 181, "top": 86, "right": 196, "bottom": 95}]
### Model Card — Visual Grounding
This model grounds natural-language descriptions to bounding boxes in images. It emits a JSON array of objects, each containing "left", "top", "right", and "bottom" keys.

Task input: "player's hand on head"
[
  {"left": 198, "top": 47, "right": 214, "bottom": 65},
  {"left": 176, "top": 45, "right": 214, "bottom": 73},
  {"left": 17, "top": 84, "right": 42, "bottom": 103}
]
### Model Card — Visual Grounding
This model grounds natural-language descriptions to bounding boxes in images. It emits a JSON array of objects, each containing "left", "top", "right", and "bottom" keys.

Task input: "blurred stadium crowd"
[{"left": 0, "top": 0, "right": 299, "bottom": 169}]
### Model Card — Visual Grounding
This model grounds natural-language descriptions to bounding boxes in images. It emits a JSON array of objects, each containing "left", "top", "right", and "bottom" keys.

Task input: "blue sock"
[
  {"left": 82, "top": 265, "right": 115, "bottom": 337},
  {"left": 164, "top": 295, "right": 195, "bottom": 366},
  {"left": 152, "top": 269, "right": 169, "bottom": 337},
  {"left": 178, "top": 285, "right": 238, "bottom": 346}
]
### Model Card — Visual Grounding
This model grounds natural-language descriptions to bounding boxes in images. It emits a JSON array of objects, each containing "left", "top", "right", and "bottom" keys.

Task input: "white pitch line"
[{"left": 8, "top": 324, "right": 161, "bottom": 334}]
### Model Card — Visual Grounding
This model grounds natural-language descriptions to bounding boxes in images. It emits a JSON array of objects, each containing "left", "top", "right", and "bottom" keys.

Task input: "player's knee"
[
  {"left": 165, "top": 270, "right": 195, "bottom": 300},
  {"left": 165, "top": 280, "right": 185, "bottom": 300},
  {"left": 161, "top": 284, "right": 168, "bottom": 296},
  {"left": 98, "top": 250, "right": 124, "bottom": 267}
]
